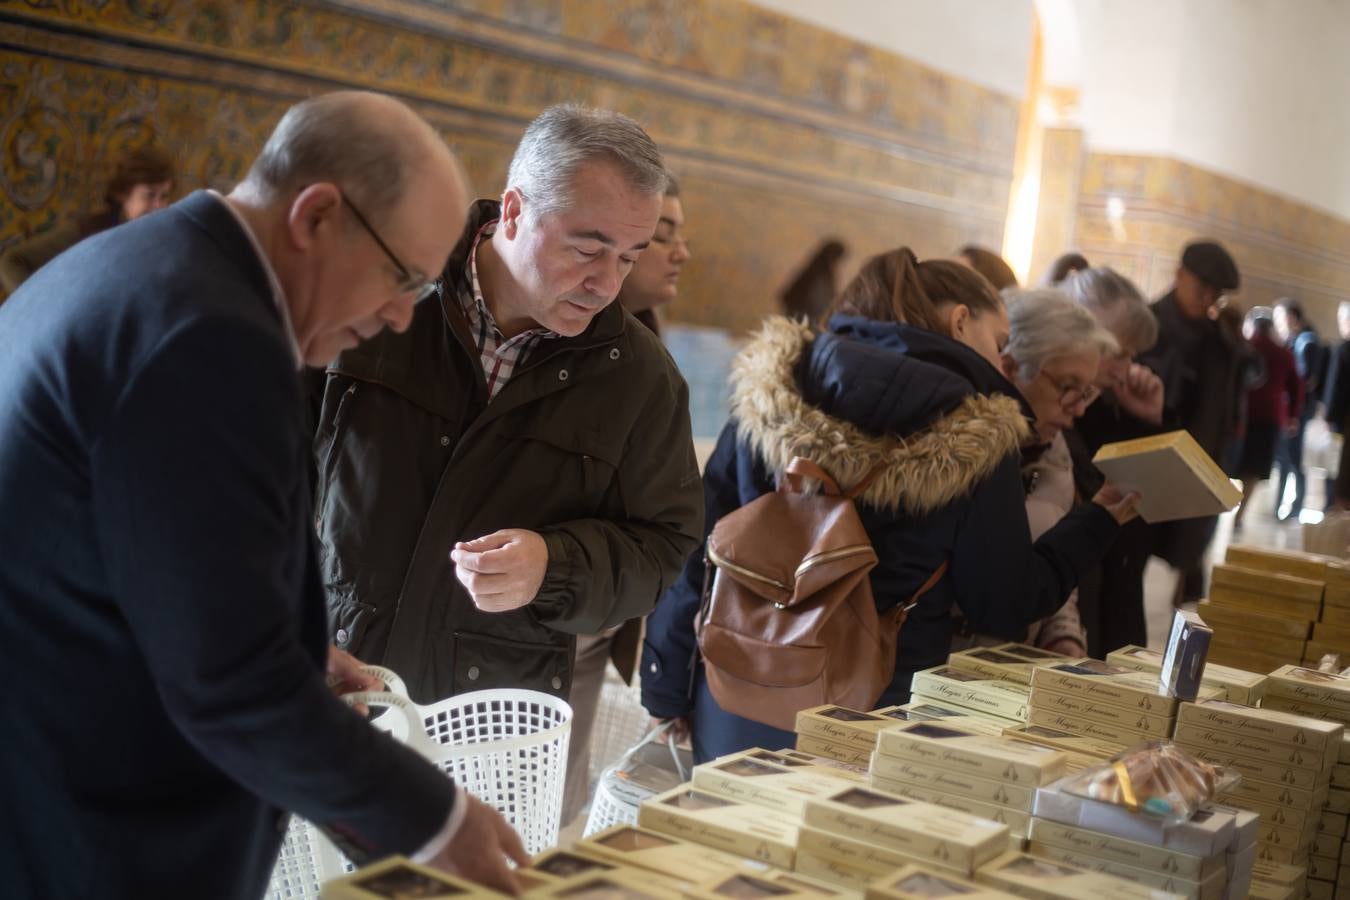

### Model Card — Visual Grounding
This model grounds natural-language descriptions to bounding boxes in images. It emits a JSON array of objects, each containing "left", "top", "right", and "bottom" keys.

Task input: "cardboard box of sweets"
[
  {"left": 527, "top": 848, "right": 620, "bottom": 884},
  {"left": 1205, "top": 583, "right": 1321, "bottom": 623},
  {"left": 1172, "top": 742, "right": 1327, "bottom": 791},
  {"left": 974, "top": 850, "right": 1188, "bottom": 899},
  {"left": 793, "top": 848, "right": 883, "bottom": 892},
  {"left": 1170, "top": 722, "right": 1334, "bottom": 771},
  {"left": 1029, "top": 660, "right": 1187, "bottom": 715},
  {"left": 690, "top": 752, "right": 860, "bottom": 815},
  {"left": 794, "top": 734, "right": 872, "bottom": 768},
  {"left": 1090, "top": 430, "right": 1239, "bottom": 525},
  {"left": 1028, "top": 688, "right": 1176, "bottom": 737},
  {"left": 890, "top": 705, "right": 1011, "bottom": 736},
  {"left": 682, "top": 871, "right": 828, "bottom": 900},
  {"left": 1194, "top": 599, "right": 1311, "bottom": 641},
  {"left": 577, "top": 825, "right": 771, "bottom": 886},
  {"left": 320, "top": 856, "right": 506, "bottom": 899},
  {"left": 870, "top": 752, "right": 1038, "bottom": 810},
  {"left": 1026, "top": 818, "right": 1227, "bottom": 882},
  {"left": 909, "top": 667, "right": 1032, "bottom": 722},
  {"left": 802, "top": 786, "right": 1008, "bottom": 874},
  {"left": 638, "top": 786, "right": 799, "bottom": 870},
  {"left": 1104, "top": 645, "right": 1267, "bottom": 705},
  {"left": 874, "top": 719, "right": 1067, "bottom": 785},
  {"left": 1001, "top": 723, "right": 1122, "bottom": 760},
  {"left": 522, "top": 869, "right": 687, "bottom": 900},
  {"left": 947, "top": 647, "right": 1065, "bottom": 685},
  {"left": 796, "top": 824, "right": 969, "bottom": 880},
  {"left": 795, "top": 706, "right": 900, "bottom": 754},
  {"left": 1250, "top": 858, "right": 1307, "bottom": 895},
  {"left": 1224, "top": 544, "right": 1350, "bottom": 584},
  {"left": 866, "top": 864, "right": 1023, "bottom": 900},
  {"left": 1265, "top": 665, "right": 1350, "bottom": 713},
  {"left": 1210, "top": 563, "right": 1326, "bottom": 604},
  {"left": 868, "top": 773, "right": 1032, "bottom": 835},
  {"left": 749, "top": 748, "right": 868, "bottom": 782},
  {"left": 1024, "top": 842, "right": 1225, "bottom": 899},
  {"left": 1176, "top": 699, "right": 1344, "bottom": 752},
  {"left": 1024, "top": 708, "right": 1143, "bottom": 749}
]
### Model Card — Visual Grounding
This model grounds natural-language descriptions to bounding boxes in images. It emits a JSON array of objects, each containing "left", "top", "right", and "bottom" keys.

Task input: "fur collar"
[{"left": 730, "top": 317, "right": 1030, "bottom": 515}]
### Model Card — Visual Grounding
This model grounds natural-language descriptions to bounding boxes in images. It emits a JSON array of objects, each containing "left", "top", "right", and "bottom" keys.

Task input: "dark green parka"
[{"left": 313, "top": 201, "right": 703, "bottom": 703}]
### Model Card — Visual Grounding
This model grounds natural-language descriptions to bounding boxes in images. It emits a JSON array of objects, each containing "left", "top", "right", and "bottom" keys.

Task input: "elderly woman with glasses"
[{"left": 997, "top": 288, "right": 1120, "bottom": 656}]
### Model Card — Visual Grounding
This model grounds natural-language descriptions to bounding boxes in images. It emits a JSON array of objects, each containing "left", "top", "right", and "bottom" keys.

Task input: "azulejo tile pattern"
[{"left": 0, "top": 0, "right": 1018, "bottom": 329}]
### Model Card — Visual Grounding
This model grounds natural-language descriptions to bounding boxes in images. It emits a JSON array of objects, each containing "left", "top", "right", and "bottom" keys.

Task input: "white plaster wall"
[{"left": 746, "top": 0, "right": 1035, "bottom": 98}]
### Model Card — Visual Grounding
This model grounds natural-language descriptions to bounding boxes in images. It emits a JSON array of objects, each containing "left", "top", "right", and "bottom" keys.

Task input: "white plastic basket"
[
  {"left": 585, "top": 668, "right": 651, "bottom": 792},
  {"left": 267, "top": 666, "right": 571, "bottom": 900},
  {"left": 583, "top": 722, "right": 690, "bottom": 837}
]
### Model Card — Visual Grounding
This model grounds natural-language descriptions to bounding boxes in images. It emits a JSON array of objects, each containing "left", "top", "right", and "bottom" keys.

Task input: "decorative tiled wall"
[
  {"left": 1075, "top": 153, "right": 1350, "bottom": 334},
  {"left": 0, "top": 0, "right": 1021, "bottom": 332}
]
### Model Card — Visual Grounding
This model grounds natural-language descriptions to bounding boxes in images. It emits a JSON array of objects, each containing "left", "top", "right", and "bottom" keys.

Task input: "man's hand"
[
  {"left": 1112, "top": 363, "right": 1164, "bottom": 424},
  {"left": 326, "top": 646, "right": 384, "bottom": 715},
  {"left": 426, "top": 794, "right": 530, "bottom": 895},
  {"left": 450, "top": 529, "right": 549, "bottom": 612},
  {"left": 1092, "top": 483, "right": 1142, "bottom": 525},
  {"left": 649, "top": 716, "right": 690, "bottom": 744}
]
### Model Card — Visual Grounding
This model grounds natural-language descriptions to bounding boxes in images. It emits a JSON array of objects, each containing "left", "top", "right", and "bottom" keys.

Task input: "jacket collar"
[
  {"left": 731, "top": 317, "right": 1030, "bottom": 515},
  {"left": 175, "top": 190, "right": 274, "bottom": 321}
]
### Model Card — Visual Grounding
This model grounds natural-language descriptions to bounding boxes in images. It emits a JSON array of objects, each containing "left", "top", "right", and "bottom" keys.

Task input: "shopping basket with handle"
[
  {"left": 582, "top": 720, "right": 690, "bottom": 837},
  {"left": 266, "top": 665, "right": 572, "bottom": 900}
]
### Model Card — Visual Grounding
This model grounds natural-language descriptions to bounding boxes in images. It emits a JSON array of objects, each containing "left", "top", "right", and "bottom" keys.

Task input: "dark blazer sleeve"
[
  {"left": 951, "top": 455, "right": 1120, "bottom": 638},
  {"left": 1325, "top": 343, "right": 1350, "bottom": 433},
  {"left": 89, "top": 317, "right": 455, "bottom": 858}
]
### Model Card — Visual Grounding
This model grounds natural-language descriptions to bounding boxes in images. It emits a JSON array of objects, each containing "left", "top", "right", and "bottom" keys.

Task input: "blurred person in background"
[
  {"left": 780, "top": 237, "right": 846, "bottom": 323},
  {"left": 1274, "top": 298, "right": 1326, "bottom": 520},
  {"left": 1323, "top": 302, "right": 1350, "bottom": 509},
  {"left": 1, "top": 144, "right": 175, "bottom": 295},
  {"left": 1040, "top": 251, "right": 1090, "bottom": 287},
  {"left": 957, "top": 243, "right": 1019, "bottom": 290},
  {"left": 1232, "top": 308, "right": 1302, "bottom": 529}
]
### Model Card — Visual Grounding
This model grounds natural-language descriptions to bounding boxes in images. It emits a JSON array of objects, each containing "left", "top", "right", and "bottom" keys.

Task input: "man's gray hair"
[
  {"left": 506, "top": 105, "right": 667, "bottom": 218},
  {"left": 1004, "top": 287, "right": 1120, "bottom": 381},
  {"left": 240, "top": 93, "right": 420, "bottom": 222},
  {"left": 1061, "top": 266, "right": 1158, "bottom": 355}
]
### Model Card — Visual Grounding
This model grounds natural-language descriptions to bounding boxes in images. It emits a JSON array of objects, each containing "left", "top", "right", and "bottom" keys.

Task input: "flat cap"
[{"left": 1181, "top": 240, "right": 1240, "bottom": 292}]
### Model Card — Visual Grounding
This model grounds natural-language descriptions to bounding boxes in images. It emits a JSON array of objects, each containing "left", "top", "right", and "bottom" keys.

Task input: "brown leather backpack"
[{"left": 696, "top": 457, "right": 948, "bottom": 731}]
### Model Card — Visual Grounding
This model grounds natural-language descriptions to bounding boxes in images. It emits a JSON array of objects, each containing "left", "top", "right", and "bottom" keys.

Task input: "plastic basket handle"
[
  {"left": 358, "top": 664, "right": 409, "bottom": 698},
  {"left": 342, "top": 690, "right": 438, "bottom": 756},
  {"left": 605, "top": 720, "right": 689, "bottom": 782}
]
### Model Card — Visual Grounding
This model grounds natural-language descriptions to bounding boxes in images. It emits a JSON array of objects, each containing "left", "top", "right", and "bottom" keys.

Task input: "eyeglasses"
[
  {"left": 1042, "top": 372, "right": 1100, "bottom": 409},
  {"left": 339, "top": 190, "right": 440, "bottom": 303}
]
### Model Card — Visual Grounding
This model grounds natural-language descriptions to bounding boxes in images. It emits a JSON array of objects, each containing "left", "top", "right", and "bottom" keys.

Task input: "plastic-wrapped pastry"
[{"left": 1058, "top": 740, "right": 1238, "bottom": 826}]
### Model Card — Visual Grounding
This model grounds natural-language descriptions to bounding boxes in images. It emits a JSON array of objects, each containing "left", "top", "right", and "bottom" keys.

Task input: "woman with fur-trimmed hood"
[{"left": 640, "top": 249, "right": 1139, "bottom": 762}]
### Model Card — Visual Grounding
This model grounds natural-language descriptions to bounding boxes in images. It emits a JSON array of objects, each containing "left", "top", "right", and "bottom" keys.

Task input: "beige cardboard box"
[
  {"left": 1207, "top": 643, "right": 1303, "bottom": 676},
  {"left": 1251, "top": 816, "right": 1316, "bottom": 852},
  {"left": 529, "top": 848, "right": 620, "bottom": 881},
  {"left": 1252, "top": 840, "right": 1309, "bottom": 865},
  {"left": 1029, "top": 661, "right": 1185, "bottom": 715},
  {"left": 1196, "top": 599, "right": 1312, "bottom": 641},
  {"left": 1028, "top": 688, "right": 1176, "bottom": 737},
  {"left": 1220, "top": 774, "right": 1328, "bottom": 811},
  {"left": 690, "top": 753, "right": 860, "bottom": 816},
  {"left": 1308, "top": 852, "right": 1338, "bottom": 880},
  {"left": 973, "top": 851, "right": 1187, "bottom": 899},
  {"left": 1026, "top": 819, "right": 1225, "bottom": 881},
  {"left": 1000, "top": 723, "right": 1122, "bottom": 760},
  {"left": 1025, "top": 843, "right": 1223, "bottom": 899},
  {"left": 866, "top": 864, "right": 1022, "bottom": 900},
  {"left": 755, "top": 749, "right": 868, "bottom": 782},
  {"left": 793, "top": 849, "right": 880, "bottom": 892},
  {"left": 1324, "top": 785, "right": 1350, "bottom": 813},
  {"left": 1176, "top": 699, "right": 1344, "bottom": 752},
  {"left": 1317, "top": 808, "right": 1348, "bottom": 838},
  {"left": 1247, "top": 880, "right": 1297, "bottom": 899},
  {"left": 1171, "top": 741, "right": 1329, "bottom": 790},
  {"left": 1310, "top": 829, "right": 1340, "bottom": 860},
  {"left": 794, "top": 735, "right": 872, "bottom": 768},
  {"left": 802, "top": 787, "right": 1008, "bottom": 874},
  {"left": 1259, "top": 694, "right": 1350, "bottom": 725},
  {"left": 909, "top": 668, "right": 1032, "bottom": 722},
  {"left": 638, "top": 786, "right": 799, "bottom": 870},
  {"left": 875, "top": 719, "right": 1067, "bottom": 786},
  {"left": 947, "top": 647, "right": 1047, "bottom": 685},
  {"left": 1090, "top": 431, "right": 1240, "bottom": 524},
  {"left": 1025, "top": 708, "right": 1145, "bottom": 748},
  {"left": 1225, "top": 544, "right": 1347, "bottom": 583},
  {"left": 1211, "top": 563, "right": 1326, "bottom": 604},
  {"left": 796, "top": 825, "right": 967, "bottom": 879},
  {"left": 526, "top": 870, "right": 688, "bottom": 900},
  {"left": 683, "top": 872, "right": 826, "bottom": 900},
  {"left": 1170, "top": 722, "right": 1333, "bottom": 771},
  {"left": 870, "top": 753, "right": 1037, "bottom": 810},
  {"left": 1207, "top": 584, "right": 1321, "bottom": 624},
  {"left": 1250, "top": 857, "right": 1308, "bottom": 895},
  {"left": 578, "top": 826, "right": 766, "bottom": 887},
  {"left": 1105, "top": 645, "right": 1268, "bottom": 705},
  {"left": 795, "top": 706, "right": 899, "bottom": 754},
  {"left": 868, "top": 774, "right": 1031, "bottom": 835},
  {"left": 320, "top": 856, "right": 507, "bottom": 899},
  {"left": 1266, "top": 665, "right": 1350, "bottom": 712},
  {"left": 1306, "top": 877, "right": 1333, "bottom": 900}
]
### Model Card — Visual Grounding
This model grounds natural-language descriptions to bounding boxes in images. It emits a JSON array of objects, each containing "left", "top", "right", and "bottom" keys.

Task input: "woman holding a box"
[{"left": 641, "top": 248, "right": 1140, "bottom": 762}]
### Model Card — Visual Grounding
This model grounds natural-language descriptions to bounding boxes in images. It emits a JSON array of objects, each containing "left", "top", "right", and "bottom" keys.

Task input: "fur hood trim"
[{"left": 730, "top": 317, "right": 1030, "bottom": 515}]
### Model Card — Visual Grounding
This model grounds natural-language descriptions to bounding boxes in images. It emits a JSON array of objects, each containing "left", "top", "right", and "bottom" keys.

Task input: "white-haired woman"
[
  {"left": 999, "top": 288, "right": 1120, "bottom": 655},
  {"left": 1059, "top": 266, "right": 1161, "bottom": 656}
]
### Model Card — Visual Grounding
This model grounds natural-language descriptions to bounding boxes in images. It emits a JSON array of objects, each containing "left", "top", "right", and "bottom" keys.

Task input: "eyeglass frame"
[
  {"left": 339, "top": 190, "right": 441, "bottom": 303},
  {"left": 1040, "top": 371, "right": 1101, "bottom": 410}
]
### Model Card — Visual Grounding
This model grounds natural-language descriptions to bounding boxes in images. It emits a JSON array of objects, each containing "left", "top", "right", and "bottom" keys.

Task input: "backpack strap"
[
  {"left": 783, "top": 456, "right": 891, "bottom": 499},
  {"left": 883, "top": 559, "right": 951, "bottom": 628}
]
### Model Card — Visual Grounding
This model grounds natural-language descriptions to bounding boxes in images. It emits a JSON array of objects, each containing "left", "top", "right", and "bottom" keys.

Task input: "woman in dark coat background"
[{"left": 641, "top": 248, "right": 1138, "bottom": 762}]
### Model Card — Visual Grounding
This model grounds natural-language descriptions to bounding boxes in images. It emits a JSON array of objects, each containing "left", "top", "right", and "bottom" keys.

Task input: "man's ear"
[
  {"left": 499, "top": 187, "right": 526, "bottom": 239},
  {"left": 287, "top": 182, "right": 342, "bottom": 251}
]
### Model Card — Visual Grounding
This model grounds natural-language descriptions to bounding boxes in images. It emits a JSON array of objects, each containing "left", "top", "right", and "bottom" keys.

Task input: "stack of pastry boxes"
[
  {"left": 1026, "top": 658, "right": 1220, "bottom": 753},
  {"left": 1203, "top": 545, "right": 1350, "bottom": 673},
  {"left": 1023, "top": 768, "right": 1260, "bottom": 900},
  {"left": 1252, "top": 666, "right": 1350, "bottom": 900},
  {"left": 903, "top": 643, "right": 1073, "bottom": 728}
]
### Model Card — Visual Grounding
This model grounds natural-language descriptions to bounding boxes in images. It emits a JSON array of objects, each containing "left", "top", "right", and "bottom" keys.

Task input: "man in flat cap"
[{"left": 1137, "top": 239, "right": 1246, "bottom": 603}]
